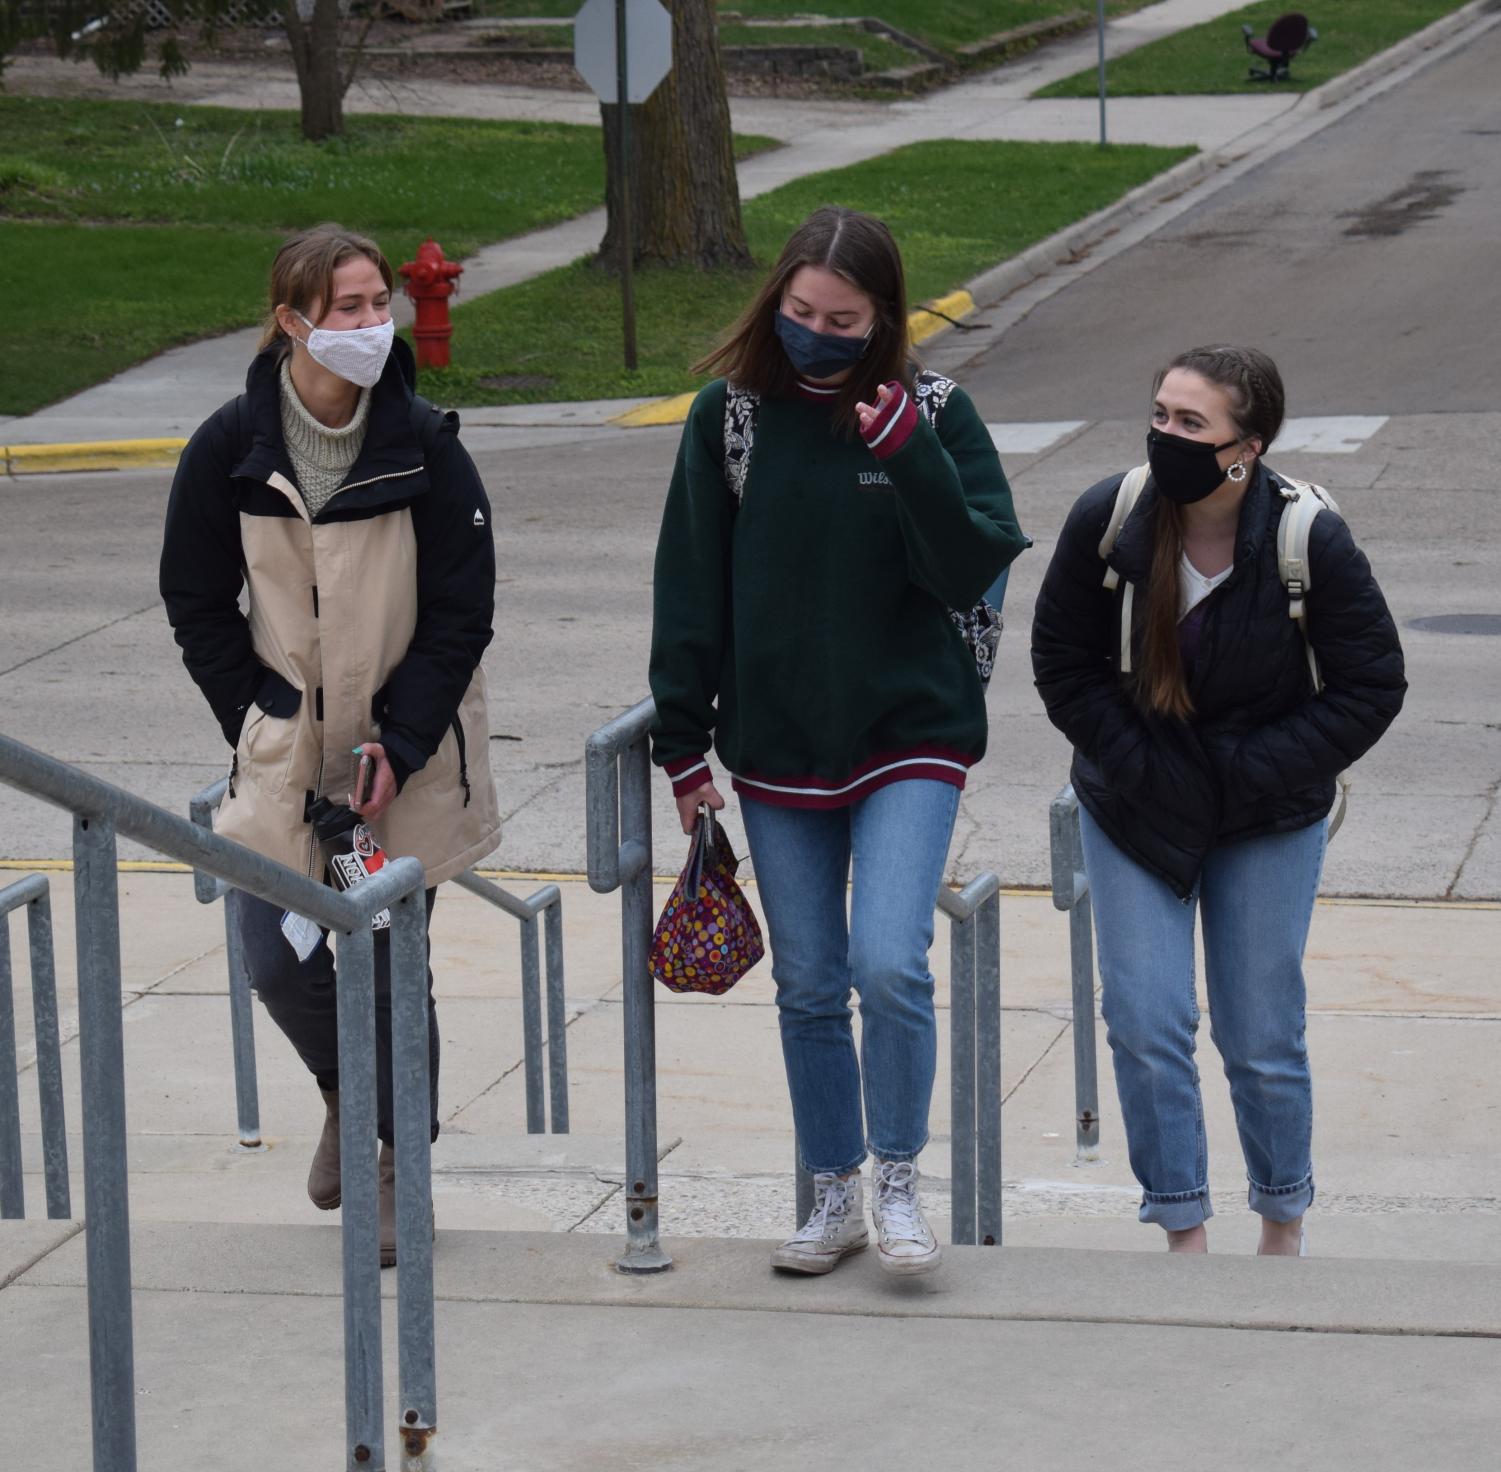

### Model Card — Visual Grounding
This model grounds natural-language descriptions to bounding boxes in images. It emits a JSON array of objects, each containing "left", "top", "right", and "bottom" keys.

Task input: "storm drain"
[{"left": 1407, "top": 614, "right": 1501, "bottom": 636}]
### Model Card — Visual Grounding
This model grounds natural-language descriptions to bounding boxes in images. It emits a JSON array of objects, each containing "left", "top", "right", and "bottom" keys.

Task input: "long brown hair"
[
  {"left": 694, "top": 205, "right": 913, "bottom": 430},
  {"left": 1136, "top": 345, "right": 1286, "bottom": 720},
  {"left": 258, "top": 224, "right": 394, "bottom": 353}
]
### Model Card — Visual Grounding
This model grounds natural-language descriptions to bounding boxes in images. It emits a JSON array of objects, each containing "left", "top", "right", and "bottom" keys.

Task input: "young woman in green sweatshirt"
[{"left": 649, "top": 206, "right": 1027, "bottom": 1276}]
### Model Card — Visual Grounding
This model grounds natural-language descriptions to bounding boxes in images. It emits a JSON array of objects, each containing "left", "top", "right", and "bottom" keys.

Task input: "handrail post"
[
  {"left": 586, "top": 699, "right": 671, "bottom": 1274},
  {"left": 222, "top": 904, "right": 263, "bottom": 1149},
  {"left": 1051, "top": 785, "right": 1100, "bottom": 1162},
  {"left": 948, "top": 906, "right": 978, "bottom": 1245},
  {"left": 189, "top": 778, "right": 261, "bottom": 1149},
  {"left": 0, "top": 909, "right": 23, "bottom": 1219},
  {"left": 543, "top": 897, "right": 570, "bottom": 1133},
  {"left": 975, "top": 890, "right": 1003, "bottom": 1245},
  {"left": 335, "top": 921, "right": 384, "bottom": 1472},
  {"left": 519, "top": 911, "right": 545, "bottom": 1134},
  {"left": 393, "top": 888, "right": 438, "bottom": 1469},
  {"left": 73, "top": 814, "right": 137, "bottom": 1472},
  {"left": 25, "top": 880, "right": 71, "bottom": 1217}
]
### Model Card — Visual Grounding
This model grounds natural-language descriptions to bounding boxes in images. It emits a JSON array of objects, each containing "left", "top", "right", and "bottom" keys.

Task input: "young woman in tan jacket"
[{"left": 160, "top": 225, "right": 501, "bottom": 1264}]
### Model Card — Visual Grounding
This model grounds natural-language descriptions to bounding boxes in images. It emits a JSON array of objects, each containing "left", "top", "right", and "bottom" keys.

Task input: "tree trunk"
[
  {"left": 284, "top": 0, "right": 345, "bottom": 142},
  {"left": 598, "top": 0, "right": 752, "bottom": 271}
]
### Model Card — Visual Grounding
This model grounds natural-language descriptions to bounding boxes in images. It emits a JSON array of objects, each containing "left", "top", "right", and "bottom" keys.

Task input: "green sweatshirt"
[{"left": 649, "top": 375, "right": 1027, "bottom": 809}]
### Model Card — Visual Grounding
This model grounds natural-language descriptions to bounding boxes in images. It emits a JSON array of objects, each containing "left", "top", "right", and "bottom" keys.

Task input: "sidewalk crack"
[{"left": 1445, "top": 775, "right": 1499, "bottom": 899}]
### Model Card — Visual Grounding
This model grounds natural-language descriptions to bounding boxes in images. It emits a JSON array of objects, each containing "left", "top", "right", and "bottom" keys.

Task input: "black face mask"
[
  {"left": 1146, "top": 427, "right": 1240, "bottom": 504},
  {"left": 774, "top": 310, "right": 872, "bottom": 380}
]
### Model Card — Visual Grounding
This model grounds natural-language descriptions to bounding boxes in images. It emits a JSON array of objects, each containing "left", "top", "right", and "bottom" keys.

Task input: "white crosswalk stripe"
[{"left": 986, "top": 415, "right": 1390, "bottom": 457}]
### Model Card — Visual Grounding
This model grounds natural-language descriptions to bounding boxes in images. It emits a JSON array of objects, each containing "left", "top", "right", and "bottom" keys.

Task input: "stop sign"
[{"left": 574, "top": 0, "right": 674, "bottom": 105}]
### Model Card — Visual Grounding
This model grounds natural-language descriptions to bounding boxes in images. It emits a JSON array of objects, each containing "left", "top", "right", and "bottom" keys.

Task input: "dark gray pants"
[{"left": 229, "top": 887, "right": 440, "bottom": 1145}]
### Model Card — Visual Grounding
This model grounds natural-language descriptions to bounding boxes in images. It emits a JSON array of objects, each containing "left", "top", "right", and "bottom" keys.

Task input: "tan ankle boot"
[
  {"left": 307, "top": 1089, "right": 341, "bottom": 1210},
  {"left": 377, "top": 1142, "right": 434, "bottom": 1270}
]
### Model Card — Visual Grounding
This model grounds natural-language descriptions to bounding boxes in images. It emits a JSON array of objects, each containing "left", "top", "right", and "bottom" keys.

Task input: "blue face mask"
[{"left": 774, "top": 310, "right": 872, "bottom": 379}]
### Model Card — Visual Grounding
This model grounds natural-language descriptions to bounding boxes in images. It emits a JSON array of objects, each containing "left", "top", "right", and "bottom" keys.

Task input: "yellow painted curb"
[
  {"left": 611, "top": 392, "right": 699, "bottom": 428},
  {"left": 3, "top": 438, "right": 187, "bottom": 476},
  {"left": 908, "top": 288, "right": 976, "bottom": 347},
  {"left": 608, "top": 288, "right": 979, "bottom": 429}
]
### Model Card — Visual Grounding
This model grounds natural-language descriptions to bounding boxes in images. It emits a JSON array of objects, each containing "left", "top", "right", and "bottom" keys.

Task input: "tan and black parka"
[{"left": 161, "top": 338, "right": 501, "bottom": 887}]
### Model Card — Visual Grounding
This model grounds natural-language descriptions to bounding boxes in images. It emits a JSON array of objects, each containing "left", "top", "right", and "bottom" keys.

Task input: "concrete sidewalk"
[
  {"left": 0, "top": 868, "right": 1497, "bottom": 1468},
  {"left": 2, "top": 872, "right": 1495, "bottom": 1252}
]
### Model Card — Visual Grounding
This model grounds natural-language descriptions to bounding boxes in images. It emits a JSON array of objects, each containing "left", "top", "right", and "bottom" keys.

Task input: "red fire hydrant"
[{"left": 399, "top": 238, "right": 464, "bottom": 370}]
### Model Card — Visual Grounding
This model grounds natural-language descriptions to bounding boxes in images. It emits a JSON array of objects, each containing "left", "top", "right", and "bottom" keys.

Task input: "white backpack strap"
[
  {"left": 1098, "top": 464, "right": 1149, "bottom": 593},
  {"left": 1274, "top": 476, "right": 1337, "bottom": 691},
  {"left": 1274, "top": 475, "right": 1351, "bottom": 837}
]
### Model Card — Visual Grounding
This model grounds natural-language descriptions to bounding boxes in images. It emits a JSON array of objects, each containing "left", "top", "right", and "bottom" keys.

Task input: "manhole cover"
[
  {"left": 1407, "top": 614, "right": 1501, "bottom": 636},
  {"left": 478, "top": 374, "right": 557, "bottom": 391}
]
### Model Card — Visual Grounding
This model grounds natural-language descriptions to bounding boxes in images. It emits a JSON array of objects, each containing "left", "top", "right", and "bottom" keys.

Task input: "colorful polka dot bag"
[{"left": 650, "top": 809, "right": 764, "bottom": 995}]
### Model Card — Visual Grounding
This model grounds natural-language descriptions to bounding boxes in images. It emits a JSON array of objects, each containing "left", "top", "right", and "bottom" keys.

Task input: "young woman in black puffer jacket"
[{"left": 1031, "top": 345, "right": 1405, "bottom": 1257}]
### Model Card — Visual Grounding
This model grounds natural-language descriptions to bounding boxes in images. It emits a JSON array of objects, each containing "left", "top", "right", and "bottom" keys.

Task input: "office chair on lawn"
[{"left": 1243, "top": 13, "right": 1317, "bottom": 82}]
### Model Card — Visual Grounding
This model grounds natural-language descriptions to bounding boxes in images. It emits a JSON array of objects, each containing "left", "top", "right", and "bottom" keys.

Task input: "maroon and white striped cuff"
[
  {"left": 663, "top": 755, "right": 714, "bottom": 798},
  {"left": 860, "top": 381, "right": 918, "bottom": 460}
]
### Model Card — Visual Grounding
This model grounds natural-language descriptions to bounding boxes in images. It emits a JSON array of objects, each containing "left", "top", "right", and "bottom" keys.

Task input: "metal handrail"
[
  {"left": 1, "top": 872, "right": 70, "bottom": 1220},
  {"left": 189, "top": 780, "right": 573, "bottom": 1143},
  {"left": 0, "top": 732, "right": 438, "bottom": 1472},
  {"left": 584, "top": 698, "right": 669, "bottom": 1274},
  {"left": 1050, "top": 783, "right": 1100, "bottom": 1161},
  {"left": 452, "top": 869, "right": 569, "bottom": 1134}
]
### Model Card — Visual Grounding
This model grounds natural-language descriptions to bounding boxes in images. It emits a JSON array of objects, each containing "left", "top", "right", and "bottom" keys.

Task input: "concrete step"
[{"left": 4, "top": 1219, "right": 1498, "bottom": 1471}]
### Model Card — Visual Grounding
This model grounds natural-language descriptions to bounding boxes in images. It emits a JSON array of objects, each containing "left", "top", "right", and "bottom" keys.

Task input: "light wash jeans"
[
  {"left": 1078, "top": 808, "right": 1327, "bottom": 1230},
  {"left": 741, "top": 780, "right": 961, "bottom": 1175}
]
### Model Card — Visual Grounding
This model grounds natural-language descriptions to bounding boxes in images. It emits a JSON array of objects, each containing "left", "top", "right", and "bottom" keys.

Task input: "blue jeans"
[
  {"left": 1078, "top": 809, "right": 1327, "bottom": 1230},
  {"left": 741, "top": 780, "right": 962, "bottom": 1175}
]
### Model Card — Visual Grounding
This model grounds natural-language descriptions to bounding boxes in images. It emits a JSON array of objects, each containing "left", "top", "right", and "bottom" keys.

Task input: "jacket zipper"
[
  {"left": 227, "top": 752, "right": 238, "bottom": 800},
  {"left": 451, "top": 717, "right": 472, "bottom": 808}
]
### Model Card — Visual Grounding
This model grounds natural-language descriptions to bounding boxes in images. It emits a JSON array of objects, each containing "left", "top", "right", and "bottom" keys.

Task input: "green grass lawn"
[
  {"left": 0, "top": 96, "right": 771, "bottom": 416},
  {"left": 418, "top": 137, "right": 1195, "bottom": 408},
  {"left": 492, "top": 21, "right": 918, "bottom": 72},
  {"left": 472, "top": 1, "right": 1148, "bottom": 57},
  {"left": 1036, "top": 0, "right": 1470, "bottom": 96}
]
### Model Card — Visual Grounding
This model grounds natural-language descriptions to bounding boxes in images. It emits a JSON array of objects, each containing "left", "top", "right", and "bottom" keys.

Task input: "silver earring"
[{"left": 1227, "top": 460, "right": 1248, "bottom": 483}]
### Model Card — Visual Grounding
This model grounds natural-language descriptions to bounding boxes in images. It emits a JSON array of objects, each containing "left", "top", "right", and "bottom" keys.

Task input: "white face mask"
[{"left": 295, "top": 311, "right": 394, "bottom": 388}]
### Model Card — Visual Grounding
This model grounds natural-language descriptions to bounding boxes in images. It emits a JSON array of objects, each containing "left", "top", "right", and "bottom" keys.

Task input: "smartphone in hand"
[{"left": 353, "top": 748, "right": 374, "bottom": 809}]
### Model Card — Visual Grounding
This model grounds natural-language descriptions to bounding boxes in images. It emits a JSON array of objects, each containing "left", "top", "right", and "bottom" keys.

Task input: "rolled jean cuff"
[
  {"left": 1247, "top": 1171, "right": 1314, "bottom": 1223},
  {"left": 1138, "top": 1186, "right": 1214, "bottom": 1231},
  {"left": 800, "top": 1147, "right": 867, "bottom": 1177},
  {"left": 867, "top": 1134, "right": 928, "bottom": 1166}
]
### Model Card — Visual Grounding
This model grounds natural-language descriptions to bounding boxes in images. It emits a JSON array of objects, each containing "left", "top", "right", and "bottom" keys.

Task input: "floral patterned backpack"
[{"left": 650, "top": 808, "right": 765, "bottom": 995}]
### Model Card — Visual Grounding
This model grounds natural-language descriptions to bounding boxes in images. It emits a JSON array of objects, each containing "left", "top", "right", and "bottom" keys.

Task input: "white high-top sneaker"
[
  {"left": 871, "top": 1159, "right": 941, "bottom": 1275},
  {"left": 770, "top": 1172, "right": 869, "bottom": 1274}
]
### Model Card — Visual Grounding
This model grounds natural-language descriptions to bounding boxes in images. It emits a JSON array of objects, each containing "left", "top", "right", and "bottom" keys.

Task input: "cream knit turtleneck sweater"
[{"left": 278, "top": 357, "right": 372, "bottom": 519}]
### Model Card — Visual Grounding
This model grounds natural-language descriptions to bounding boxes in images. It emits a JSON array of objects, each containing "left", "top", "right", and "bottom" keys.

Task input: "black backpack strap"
[{"left": 408, "top": 393, "right": 457, "bottom": 458}]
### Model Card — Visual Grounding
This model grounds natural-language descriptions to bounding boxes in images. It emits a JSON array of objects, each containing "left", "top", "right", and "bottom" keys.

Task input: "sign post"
[
  {"left": 1097, "top": 0, "right": 1108, "bottom": 146},
  {"left": 574, "top": 0, "right": 674, "bottom": 371}
]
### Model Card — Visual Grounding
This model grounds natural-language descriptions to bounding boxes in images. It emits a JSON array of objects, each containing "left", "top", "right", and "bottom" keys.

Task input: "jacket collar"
[
  {"left": 1110, "top": 462, "right": 1276, "bottom": 586},
  {"left": 231, "top": 337, "right": 429, "bottom": 515}
]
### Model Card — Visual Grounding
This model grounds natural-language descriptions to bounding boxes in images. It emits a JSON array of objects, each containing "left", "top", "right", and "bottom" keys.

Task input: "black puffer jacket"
[{"left": 1031, "top": 464, "right": 1406, "bottom": 897}]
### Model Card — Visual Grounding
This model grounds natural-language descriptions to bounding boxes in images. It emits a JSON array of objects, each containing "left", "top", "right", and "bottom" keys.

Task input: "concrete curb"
[{"left": 3, "top": 437, "right": 187, "bottom": 476}]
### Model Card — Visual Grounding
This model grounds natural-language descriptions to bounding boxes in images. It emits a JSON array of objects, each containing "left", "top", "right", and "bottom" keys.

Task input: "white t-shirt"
[{"left": 1179, "top": 553, "right": 1232, "bottom": 620}]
